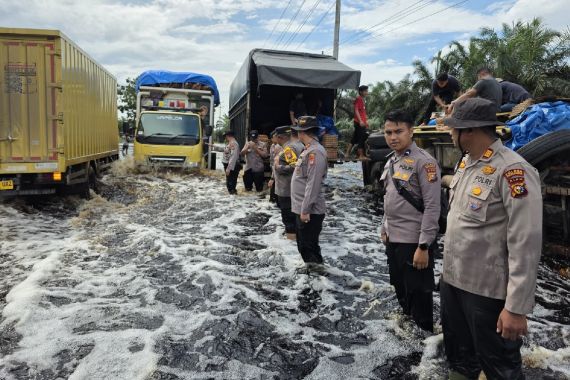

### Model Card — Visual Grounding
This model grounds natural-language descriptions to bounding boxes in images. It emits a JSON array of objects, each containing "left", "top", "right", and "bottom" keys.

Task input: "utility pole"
[{"left": 333, "top": 0, "right": 341, "bottom": 59}]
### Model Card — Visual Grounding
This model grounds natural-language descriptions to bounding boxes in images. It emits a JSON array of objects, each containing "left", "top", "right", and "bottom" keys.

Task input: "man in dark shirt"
[
  {"left": 421, "top": 72, "right": 461, "bottom": 124},
  {"left": 289, "top": 92, "right": 308, "bottom": 125},
  {"left": 498, "top": 79, "right": 531, "bottom": 112},
  {"left": 450, "top": 67, "right": 502, "bottom": 112}
]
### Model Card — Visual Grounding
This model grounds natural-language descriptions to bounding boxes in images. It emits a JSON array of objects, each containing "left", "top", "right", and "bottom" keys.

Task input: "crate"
[
  {"left": 327, "top": 150, "right": 338, "bottom": 160},
  {"left": 322, "top": 134, "right": 338, "bottom": 149}
]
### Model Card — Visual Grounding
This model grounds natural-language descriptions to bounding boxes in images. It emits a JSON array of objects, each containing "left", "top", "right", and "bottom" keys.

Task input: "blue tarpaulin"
[
  {"left": 136, "top": 70, "right": 220, "bottom": 106},
  {"left": 505, "top": 101, "right": 570, "bottom": 150}
]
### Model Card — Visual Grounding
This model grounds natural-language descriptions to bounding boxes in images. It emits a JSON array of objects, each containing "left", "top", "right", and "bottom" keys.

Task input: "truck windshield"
[{"left": 139, "top": 114, "right": 200, "bottom": 145}]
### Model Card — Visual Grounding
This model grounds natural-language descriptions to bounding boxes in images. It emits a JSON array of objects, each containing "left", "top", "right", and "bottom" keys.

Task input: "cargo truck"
[
  {"left": 133, "top": 71, "right": 219, "bottom": 170},
  {"left": 228, "top": 49, "right": 361, "bottom": 165},
  {"left": 0, "top": 28, "right": 118, "bottom": 197}
]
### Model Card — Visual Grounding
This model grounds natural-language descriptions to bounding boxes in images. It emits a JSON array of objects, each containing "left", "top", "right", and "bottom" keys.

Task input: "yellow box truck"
[{"left": 0, "top": 28, "right": 118, "bottom": 197}]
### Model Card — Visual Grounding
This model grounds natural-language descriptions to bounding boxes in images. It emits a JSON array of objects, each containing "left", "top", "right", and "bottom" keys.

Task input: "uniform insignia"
[
  {"left": 401, "top": 173, "right": 409, "bottom": 180},
  {"left": 483, "top": 149, "right": 494, "bottom": 159},
  {"left": 308, "top": 153, "right": 316, "bottom": 166},
  {"left": 404, "top": 158, "right": 415, "bottom": 165},
  {"left": 468, "top": 200, "right": 482, "bottom": 211},
  {"left": 394, "top": 171, "right": 401, "bottom": 179},
  {"left": 504, "top": 168, "right": 528, "bottom": 198},
  {"left": 482, "top": 165, "right": 496, "bottom": 175},
  {"left": 283, "top": 147, "right": 297, "bottom": 165},
  {"left": 459, "top": 161, "right": 466, "bottom": 169},
  {"left": 424, "top": 163, "right": 438, "bottom": 183},
  {"left": 472, "top": 186, "right": 482, "bottom": 196}
]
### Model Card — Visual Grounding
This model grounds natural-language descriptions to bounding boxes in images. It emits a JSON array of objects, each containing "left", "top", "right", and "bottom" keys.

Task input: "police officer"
[
  {"left": 268, "top": 131, "right": 282, "bottom": 203},
  {"left": 221, "top": 130, "right": 241, "bottom": 195},
  {"left": 241, "top": 130, "right": 268, "bottom": 192},
  {"left": 380, "top": 109, "right": 441, "bottom": 332},
  {"left": 291, "top": 116, "right": 327, "bottom": 265},
  {"left": 273, "top": 126, "right": 305, "bottom": 240},
  {"left": 441, "top": 98, "right": 542, "bottom": 380}
]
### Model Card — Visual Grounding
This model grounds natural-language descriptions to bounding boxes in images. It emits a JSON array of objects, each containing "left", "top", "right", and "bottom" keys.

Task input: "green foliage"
[
  {"left": 117, "top": 77, "right": 137, "bottom": 126},
  {"left": 337, "top": 18, "right": 570, "bottom": 128}
]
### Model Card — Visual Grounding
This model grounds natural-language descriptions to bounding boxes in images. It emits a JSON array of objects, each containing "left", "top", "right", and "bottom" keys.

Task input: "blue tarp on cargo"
[
  {"left": 136, "top": 70, "right": 220, "bottom": 106},
  {"left": 505, "top": 101, "right": 570, "bottom": 151}
]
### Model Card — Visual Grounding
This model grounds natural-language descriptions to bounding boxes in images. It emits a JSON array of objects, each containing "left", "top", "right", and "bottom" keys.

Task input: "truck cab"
[{"left": 134, "top": 111, "right": 203, "bottom": 168}]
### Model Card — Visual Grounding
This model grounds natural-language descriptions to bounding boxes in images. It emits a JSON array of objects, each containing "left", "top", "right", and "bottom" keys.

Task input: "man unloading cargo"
[
  {"left": 289, "top": 92, "right": 308, "bottom": 125},
  {"left": 421, "top": 72, "right": 461, "bottom": 124},
  {"left": 497, "top": 79, "right": 531, "bottom": 112},
  {"left": 241, "top": 130, "right": 268, "bottom": 192},
  {"left": 449, "top": 67, "right": 502, "bottom": 112},
  {"left": 345, "top": 85, "right": 370, "bottom": 160}
]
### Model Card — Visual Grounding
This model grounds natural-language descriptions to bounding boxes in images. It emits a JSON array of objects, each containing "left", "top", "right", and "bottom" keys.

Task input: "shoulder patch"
[
  {"left": 308, "top": 153, "right": 316, "bottom": 166},
  {"left": 424, "top": 162, "right": 438, "bottom": 183},
  {"left": 459, "top": 160, "right": 466, "bottom": 169},
  {"left": 504, "top": 168, "right": 528, "bottom": 198}
]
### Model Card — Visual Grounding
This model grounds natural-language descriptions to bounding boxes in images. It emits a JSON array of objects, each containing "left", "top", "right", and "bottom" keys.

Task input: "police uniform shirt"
[
  {"left": 244, "top": 140, "right": 268, "bottom": 172},
  {"left": 275, "top": 140, "right": 305, "bottom": 197},
  {"left": 222, "top": 140, "right": 240, "bottom": 171},
  {"left": 443, "top": 139, "right": 542, "bottom": 315},
  {"left": 381, "top": 142, "right": 441, "bottom": 245},
  {"left": 270, "top": 143, "right": 282, "bottom": 168},
  {"left": 291, "top": 140, "right": 327, "bottom": 215}
]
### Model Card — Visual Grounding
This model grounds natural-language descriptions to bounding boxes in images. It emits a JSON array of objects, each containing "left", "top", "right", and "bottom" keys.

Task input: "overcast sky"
[{"left": 1, "top": 0, "right": 568, "bottom": 118}]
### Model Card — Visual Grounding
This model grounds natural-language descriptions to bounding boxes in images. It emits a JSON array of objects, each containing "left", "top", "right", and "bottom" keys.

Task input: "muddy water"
[{"left": 0, "top": 160, "right": 568, "bottom": 379}]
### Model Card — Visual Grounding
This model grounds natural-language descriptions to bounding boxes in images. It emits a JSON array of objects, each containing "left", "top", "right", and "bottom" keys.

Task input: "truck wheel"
[
  {"left": 80, "top": 165, "right": 97, "bottom": 199},
  {"left": 516, "top": 130, "right": 570, "bottom": 166},
  {"left": 370, "top": 161, "right": 386, "bottom": 197}
]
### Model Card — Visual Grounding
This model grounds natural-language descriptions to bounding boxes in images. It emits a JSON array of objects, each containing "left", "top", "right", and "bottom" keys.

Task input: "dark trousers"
[
  {"left": 278, "top": 196, "right": 296, "bottom": 233},
  {"left": 441, "top": 281, "right": 524, "bottom": 380},
  {"left": 269, "top": 180, "right": 278, "bottom": 203},
  {"left": 295, "top": 213, "right": 325, "bottom": 264},
  {"left": 243, "top": 169, "right": 264, "bottom": 192},
  {"left": 386, "top": 242, "right": 435, "bottom": 332},
  {"left": 422, "top": 93, "right": 454, "bottom": 123},
  {"left": 351, "top": 121, "right": 369, "bottom": 150},
  {"left": 223, "top": 163, "right": 240, "bottom": 194}
]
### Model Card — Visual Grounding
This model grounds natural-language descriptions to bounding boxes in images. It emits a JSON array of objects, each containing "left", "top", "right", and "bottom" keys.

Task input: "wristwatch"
[{"left": 418, "top": 243, "right": 429, "bottom": 250}]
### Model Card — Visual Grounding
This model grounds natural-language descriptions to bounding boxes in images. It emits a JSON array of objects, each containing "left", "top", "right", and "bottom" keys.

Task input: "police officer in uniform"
[
  {"left": 241, "top": 130, "right": 268, "bottom": 192},
  {"left": 291, "top": 116, "right": 327, "bottom": 265},
  {"left": 441, "top": 98, "right": 542, "bottom": 380},
  {"left": 268, "top": 131, "right": 282, "bottom": 203},
  {"left": 380, "top": 109, "right": 441, "bottom": 332},
  {"left": 221, "top": 130, "right": 241, "bottom": 195},
  {"left": 273, "top": 126, "right": 305, "bottom": 240}
]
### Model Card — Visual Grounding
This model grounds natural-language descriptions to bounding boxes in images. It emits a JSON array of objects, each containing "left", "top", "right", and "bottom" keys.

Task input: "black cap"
[
  {"left": 275, "top": 126, "right": 292, "bottom": 136},
  {"left": 292, "top": 116, "right": 320, "bottom": 131},
  {"left": 358, "top": 85, "right": 369, "bottom": 92},
  {"left": 444, "top": 98, "right": 504, "bottom": 129},
  {"left": 249, "top": 130, "right": 259, "bottom": 139},
  {"left": 222, "top": 130, "right": 234, "bottom": 137}
]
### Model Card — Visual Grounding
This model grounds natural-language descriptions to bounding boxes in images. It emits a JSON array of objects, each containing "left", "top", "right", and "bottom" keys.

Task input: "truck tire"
[
  {"left": 80, "top": 165, "right": 97, "bottom": 199},
  {"left": 516, "top": 130, "right": 570, "bottom": 166},
  {"left": 370, "top": 161, "right": 387, "bottom": 197}
]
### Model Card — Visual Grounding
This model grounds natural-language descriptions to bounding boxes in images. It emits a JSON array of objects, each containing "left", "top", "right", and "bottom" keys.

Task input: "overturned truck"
[{"left": 364, "top": 99, "right": 570, "bottom": 257}]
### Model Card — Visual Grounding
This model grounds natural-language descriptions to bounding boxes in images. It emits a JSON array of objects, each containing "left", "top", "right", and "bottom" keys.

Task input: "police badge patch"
[
  {"left": 424, "top": 163, "right": 437, "bottom": 182},
  {"left": 482, "top": 165, "right": 496, "bottom": 175},
  {"left": 308, "top": 153, "right": 316, "bottom": 166},
  {"left": 504, "top": 168, "right": 528, "bottom": 198}
]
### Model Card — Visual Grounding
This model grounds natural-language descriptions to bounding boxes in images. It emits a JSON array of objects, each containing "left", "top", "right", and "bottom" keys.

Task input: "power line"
[
  {"left": 274, "top": 0, "right": 308, "bottom": 48},
  {"left": 353, "top": 0, "right": 469, "bottom": 47},
  {"left": 283, "top": 0, "right": 323, "bottom": 49},
  {"left": 263, "top": 0, "right": 294, "bottom": 48},
  {"left": 296, "top": 0, "right": 335, "bottom": 50},
  {"left": 341, "top": 0, "right": 430, "bottom": 45}
]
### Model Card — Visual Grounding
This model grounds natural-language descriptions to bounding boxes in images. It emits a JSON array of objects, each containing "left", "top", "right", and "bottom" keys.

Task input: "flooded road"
[{"left": 0, "top": 160, "right": 569, "bottom": 379}]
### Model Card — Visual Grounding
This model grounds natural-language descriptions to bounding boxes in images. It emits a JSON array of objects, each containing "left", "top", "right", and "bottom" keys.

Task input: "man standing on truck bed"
[
  {"left": 346, "top": 85, "right": 369, "bottom": 160},
  {"left": 421, "top": 72, "right": 461, "bottom": 125},
  {"left": 289, "top": 92, "right": 308, "bottom": 125},
  {"left": 497, "top": 79, "right": 531, "bottom": 113},
  {"left": 449, "top": 67, "right": 502, "bottom": 112},
  {"left": 222, "top": 130, "right": 241, "bottom": 195},
  {"left": 241, "top": 130, "right": 268, "bottom": 192},
  {"left": 274, "top": 126, "right": 305, "bottom": 240},
  {"left": 380, "top": 109, "right": 441, "bottom": 332},
  {"left": 441, "top": 98, "right": 542, "bottom": 380},
  {"left": 291, "top": 117, "right": 328, "bottom": 266}
]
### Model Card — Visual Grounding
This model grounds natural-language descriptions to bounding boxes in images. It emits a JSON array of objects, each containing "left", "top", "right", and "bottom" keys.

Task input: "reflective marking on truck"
[
  {"left": 35, "top": 162, "right": 58, "bottom": 170},
  {"left": 156, "top": 115, "right": 183, "bottom": 121},
  {"left": 4, "top": 165, "right": 27, "bottom": 172}
]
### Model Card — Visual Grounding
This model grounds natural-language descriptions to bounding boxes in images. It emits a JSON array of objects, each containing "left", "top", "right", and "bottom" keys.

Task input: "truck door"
[{"left": 0, "top": 39, "right": 59, "bottom": 163}]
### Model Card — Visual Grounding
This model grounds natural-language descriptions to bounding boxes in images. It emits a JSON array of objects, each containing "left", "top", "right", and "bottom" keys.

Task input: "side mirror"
[{"left": 204, "top": 125, "right": 213, "bottom": 137}]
